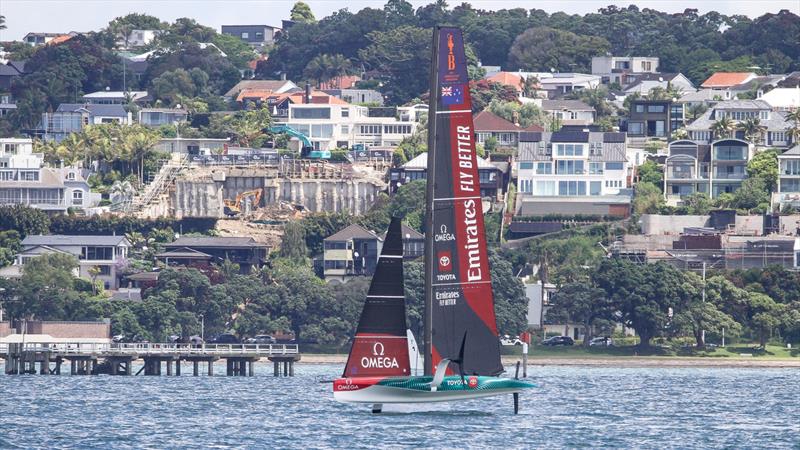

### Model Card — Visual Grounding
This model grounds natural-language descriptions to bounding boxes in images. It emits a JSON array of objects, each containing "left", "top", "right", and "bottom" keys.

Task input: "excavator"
[
  {"left": 224, "top": 189, "right": 263, "bottom": 217},
  {"left": 267, "top": 124, "right": 331, "bottom": 159}
]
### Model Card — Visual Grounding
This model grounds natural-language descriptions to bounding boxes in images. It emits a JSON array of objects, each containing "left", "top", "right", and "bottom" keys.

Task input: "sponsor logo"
[
  {"left": 436, "top": 289, "right": 459, "bottom": 306},
  {"left": 447, "top": 33, "right": 456, "bottom": 70},
  {"left": 438, "top": 251, "right": 452, "bottom": 272},
  {"left": 468, "top": 376, "right": 478, "bottom": 388},
  {"left": 359, "top": 340, "right": 399, "bottom": 369},
  {"left": 336, "top": 378, "right": 361, "bottom": 391},
  {"left": 441, "top": 84, "right": 464, "bottom": 106},
  {"left": 435, "top": 223, "right": 455, "bottom": 242}
]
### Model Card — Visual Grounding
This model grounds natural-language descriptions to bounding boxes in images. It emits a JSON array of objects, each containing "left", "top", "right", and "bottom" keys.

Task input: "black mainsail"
[{"left": 424, "top": 26, "right": 503, "bottom": 377}]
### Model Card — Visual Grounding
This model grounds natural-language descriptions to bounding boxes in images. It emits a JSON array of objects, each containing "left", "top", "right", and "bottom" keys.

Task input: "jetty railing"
[{"left": 0, "top": 342, "right": 299, "bottom": 356}]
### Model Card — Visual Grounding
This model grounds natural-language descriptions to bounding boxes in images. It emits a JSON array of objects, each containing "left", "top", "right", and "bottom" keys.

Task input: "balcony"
[{"left": 714, "top": 172, "right": 746, "bottom": 180}]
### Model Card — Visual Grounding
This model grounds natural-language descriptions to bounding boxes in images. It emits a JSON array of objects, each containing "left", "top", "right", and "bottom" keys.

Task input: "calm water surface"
[{"left": 0, "top": 364, "right": 798, "bottom": 449}]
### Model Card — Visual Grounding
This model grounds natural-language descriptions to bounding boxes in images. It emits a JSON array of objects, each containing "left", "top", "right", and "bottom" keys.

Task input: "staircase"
[{"left": 119, "top": 153, "right": 188, "bottom": 215}]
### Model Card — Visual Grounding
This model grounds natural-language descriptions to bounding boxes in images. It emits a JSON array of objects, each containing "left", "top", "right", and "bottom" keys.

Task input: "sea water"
[{"left": 0, "top": 364, "right": 797, "bottom": 449}]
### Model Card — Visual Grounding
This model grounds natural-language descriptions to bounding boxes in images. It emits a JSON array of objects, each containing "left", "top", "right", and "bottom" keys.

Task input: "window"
[
  {"left": 556, "top": 144, "right": 584, "bottom": 156},
  {"left": 519, "top": 179, "right": 532, "bottom": 193},
  {"left": 341, "top": 108, "right": 349, "bottom": 118},
  {"left": 20, "top": 171, "right": 39, "bottom": 181},
  {"left": 590, "top": 181, "right": 602, "bottom": 195},
  {"left": 534, "top": 181, "right": 556, "bottom": 196},
  {"left": 519, "top": 162, "right": 533, "bottom": 170},
  {"left": 556, "top": 160, "right": 584, "bottom": 175},
  {"left": 82, "top": 246, "right": 113, "bottom": 261},
  {"left": 72, "top": 189, "right": 83, "bottom": 205},
  {"left": 783, "top": 179, "right": 800, "bottom": 192},
  {"left": 67, "top": 172, "right": 75, "bottom": 180},
  {"left": 95, "top": 265, "right": 111, "bottom": 276},
  {"left": 558, "top": 180, "right": 586, "bottom": 196},
  {"left": 383, "top": 125, "right": 412, "bottom": 134},
  {"left": 324, "top": 260, "right": 346, "bottom": 270},
  {"left": 647, "top": 105, "right": 665, "bottom": 113},
  {"left": 359, "top": 125, "right": 381, "bottom": 135},
  {"left": 589, "top": 162, "right": 603, "bottom": 174},
  {"left": 325, "top": 241, "right": 347, "bottom": 250},
  {"left": 605, "top": 162, "right": 624, "bottom": 170},
  {"left": 241, "top": 32, "right": 249, "bottom": 39},
  {"left": 628, "top": 122, "right": 644, "bottom": 135},
  {"left": 634, "top": 105, "right": 645, "bottom": 113},
  {"left": 535, "top": 162, "right": 552, "bottom": 174},
  {"left": 291, "top": 107, "right": 331, "bottom": 119},
  {"left": 772, "top": 132, "right": 787, "bottom": 143},
  {"left": 715, "top": 145, "right": 746, "bottom": 161},
  {"left": 0, "top": 171, "right": 12, "bottom": 181},
  {"left": 783, "top": 160, "right": 800, "bottom": 175},
  {"left": 589, "top": 142, "right": 603, "bottom": 155},
  {"left": 311, "top": 124, "right": 333, "bottom": 138},
  {"left": 3, "top": 144, "right": 18, "bottom": 154}
]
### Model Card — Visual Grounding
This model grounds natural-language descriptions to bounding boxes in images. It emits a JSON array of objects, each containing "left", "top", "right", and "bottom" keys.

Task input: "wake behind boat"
[{"left": 333, "top": 26, "right": 535, "bottom": 413}]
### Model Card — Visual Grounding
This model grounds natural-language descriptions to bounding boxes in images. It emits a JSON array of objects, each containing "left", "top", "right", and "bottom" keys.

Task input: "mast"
[{"left": 423, "top": 26, "right": 442, "bottom": 377}]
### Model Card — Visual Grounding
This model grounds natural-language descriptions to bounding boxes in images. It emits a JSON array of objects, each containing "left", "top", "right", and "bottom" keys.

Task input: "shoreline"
[{"left": 297, "top": 354, "right": 800, "bottom": 368}]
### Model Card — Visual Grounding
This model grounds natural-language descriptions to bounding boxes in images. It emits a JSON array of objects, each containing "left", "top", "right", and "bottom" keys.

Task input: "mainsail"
[
  {"left": 424, "top": 27, "right": 503, "bottom": 377},
  {"left": 342, "top": 217, "right": 411, "bottom": 378}
]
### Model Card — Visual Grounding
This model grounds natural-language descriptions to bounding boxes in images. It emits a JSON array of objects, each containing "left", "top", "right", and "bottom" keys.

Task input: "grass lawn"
[{"left": 511, "top": 344, "right": 800, "bottom": 359}]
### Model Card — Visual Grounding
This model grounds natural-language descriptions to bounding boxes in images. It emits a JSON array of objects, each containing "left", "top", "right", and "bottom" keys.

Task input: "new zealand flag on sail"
[{"left": 440, "top": 84, "right": 465, "bottom": 106}]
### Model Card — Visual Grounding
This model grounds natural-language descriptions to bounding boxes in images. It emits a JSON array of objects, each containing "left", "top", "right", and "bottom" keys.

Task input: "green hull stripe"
[{"left": 377, "top": 375, "right": 535, "bottom": 392}]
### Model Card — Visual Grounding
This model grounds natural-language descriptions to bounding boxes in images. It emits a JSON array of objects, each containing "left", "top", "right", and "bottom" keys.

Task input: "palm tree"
[
  {"left": 522, "top": 76, "right": 540, "bottom": 98},
  {"left": 110, "top": 180, "right": 135, "bottom": 205},
  {"left": 303, "top": 54, "right": 351, "bottom": 88},
  {"left": 737, "top": 118, "right": 766, "bottom": 145},
  {"left": 787, "top": 108, "right": 800, "bottom": 125},
  {"left": 711, "top": 117, "right": 735, "bottom": 139}
]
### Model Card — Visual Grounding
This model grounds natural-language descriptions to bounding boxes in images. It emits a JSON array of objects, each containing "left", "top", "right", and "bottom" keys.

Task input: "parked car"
[
  {"left": 209, "top": 333, "right": 240, "bottom": 344},
  {"left": 246, "top": 335, "right": 277, "bottom": 344},
  {"left": 589, "top": 336, "right": 613, "bottom": 347},
  {"left": 541, "top": 336, "right": 575, "bottom": 346},
  {"left": 500, "top": 335, "right": 523, "bottom": 346}
]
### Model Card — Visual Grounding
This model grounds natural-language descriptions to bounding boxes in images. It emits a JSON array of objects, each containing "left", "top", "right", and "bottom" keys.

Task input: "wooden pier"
[{"left": 0, "top": 342, "right": 300, "bottom": 377}]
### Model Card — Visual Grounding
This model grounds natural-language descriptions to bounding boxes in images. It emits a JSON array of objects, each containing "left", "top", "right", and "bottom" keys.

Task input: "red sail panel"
[
  {"left": 342, "top": 218, "right": 410, "bottom": 378},
  {"left": 426, "top": 27, "right": 503, "bottom": 377}
]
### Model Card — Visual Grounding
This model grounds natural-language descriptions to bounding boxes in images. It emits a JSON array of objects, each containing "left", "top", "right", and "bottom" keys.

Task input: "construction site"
[{"left": 118, "top": 155, "right": 391, "bottom": 248}]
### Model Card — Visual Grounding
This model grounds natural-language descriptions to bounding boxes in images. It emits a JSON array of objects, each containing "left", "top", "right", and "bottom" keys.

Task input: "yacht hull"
[{"left": 333, "top": 375, "right": 535, "bottom": 404}]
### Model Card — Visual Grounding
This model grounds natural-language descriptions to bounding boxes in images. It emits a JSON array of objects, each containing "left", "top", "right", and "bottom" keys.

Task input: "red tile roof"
[
  {"left": 701, "top": 72, "right": 757, "bottom": 88},
  {"left": 485, "top": 72, "right": 523, "bottom": 90},
  {"left": 318, "top": 75, "right": 361, "bottom": 90}
]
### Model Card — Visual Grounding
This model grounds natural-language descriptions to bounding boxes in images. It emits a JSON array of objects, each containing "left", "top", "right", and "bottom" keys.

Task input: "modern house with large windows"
[
  {"left": 775, "top": 145, "right": 800, "bottom": 210},
  {"left": 322, "top": 224, "right": 382, "bottom": 282},
  {"left": 664, "top": 138, "right": 753, "bottom": 202},
  {"left": 625, "top": 99, "right": 684, "bottom": 139},
  {"left": 515, "top": 131, "right": 632, "bottom": 216},
  {"left": 37, "top": 103, "right": 132, "bottom": 141},
  {"left": 14, "top": 235, "right": 130, "bottom": 289},
  {"left": 685, "top": 100, "right": 793, "bottom": 148},
  {"left": 591, "top": 55, "right": 659, "bottom": 85},
  {"left": 0, "top": 138, "right": 98, "bottom": 212},
  {"left": 389, "top": 152, "right": 504, "bottom": 199}
]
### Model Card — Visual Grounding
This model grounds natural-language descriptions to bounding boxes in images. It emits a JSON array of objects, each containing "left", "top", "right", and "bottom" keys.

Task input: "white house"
[
  {"left": 591, "top": 55, "right": 659, "bottom": 85},
  {"left": 82, "top": 90, "right": 149, "bottom": 105},
  {"left": 760, "top": 88, "right": 800, "bottom": 112},
  {"left": 516, "top": 130, "right": 631, "bottom": 216},
  {"left": 15, "top": 235, "right": 130, "bottom": 290}
]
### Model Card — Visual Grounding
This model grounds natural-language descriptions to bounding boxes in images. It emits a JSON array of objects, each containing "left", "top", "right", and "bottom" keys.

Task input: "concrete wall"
[
  {"left": 172, "top": 181, "right": 225, "bottom": 219},
  {"left": 275, "top": 179, "right": 382, "bottom": 215},
  {"left": 735, "top": 215, "right": 763, "bottom": 236},
  {"left": 640, "top": 214, "right": 710, "bottom": 235},
  {"left": 778, "top": 215, "right": 800, "bottom": 236},
  {"left": 0, "top": 321, "right": 12, "bottom": 337}
]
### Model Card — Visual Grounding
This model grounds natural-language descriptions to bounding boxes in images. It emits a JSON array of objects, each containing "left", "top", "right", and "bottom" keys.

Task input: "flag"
[{"left": 441, "top": 84, "right": 464, "bottom": 106}]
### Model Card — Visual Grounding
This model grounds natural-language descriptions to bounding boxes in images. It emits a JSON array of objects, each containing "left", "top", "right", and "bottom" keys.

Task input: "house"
[
  {"left": 685, "top": 100, "right": 793, "bottom": 147},
  {"left": 321, "top": 89, "right": 383, "bottom": 106},
  {"left": 22, "top": 32, "right": 66, "bottom": 46},
  {"left": 664, "top": 139, "right": 754, "bottom": 201},
  {"left": 82, "top": 90, "right": 149, "bottom": 105},
  {"left": 0, "top": 138, "right": 100, "bottom": 211},
  {"left": 38, "top": 103, "right": 131, "bottom": 141},
  {"left": 473, "top": 110, "right": 541, "bottom": 149},
  {"left": 139, "top": 108, "right": 188, "bottom": 127},
  {"left": 591, "top": 56, "right": 659, "bottom": 85},
  {"left": 540, "top": 99, "right": 596, "bottom": 126},
  {"left": 485, "top": 72, "right": 524, "bottom": 93},
  {"left": 160, "top": 236, "right": 268, "bottom": 273},
  {"left": 728, "top": 75, "right": 787, "bottom": 98},
  {"left": 625, "top": 99, "right": 684, "bottom": 139},
  {"left": 389, "top": 152, "right": 504, "bottom": 199},
  {"left": 318, "top": 75, "right": 362, "bottom": 90},
  {"left": 117, "top": 29, "right": 159, "bottom": 48},
  {"left": 775, "top": 145, "right": 800, "bottom": 210},
  {"left": 155, "top": 137, "right": 229, "bottom": 155},
  {"left": 677, "top": 89, "right": 724, "bottom": 110},
  {"left": 398, "top": 224, "right": 424, "bottom": 260},
  {"left": 622, "top": 73, "right": 695, "bottom": 96},
  {"left": 272, "top": 90, "right": 419, "bottom": 150},
  {"left": 0, "top": 64, "right": 22, "bottom": 91},
  {"left": 223, "top": 79, "right": 298, "bottom": 100},
  {"left": 538, "top": 73, "right": 601, "bottom": 95},
  {"left": 701, "top": 72, "right": 758, "bottom": 90},
  {"left": 760, "top": 88, "right": 800, "bottom": 111},
  {"left": 323, "top": 224, "right": 382, "bottom": 282},
  {"left": 15, "top": 235, "right": 130, "bottom": 289},
  {"left": 221, "top": 25, "right": 280, "bottom": 48},
  {"left": 516, "top": 131, "right": 631, "bottom": 217}
]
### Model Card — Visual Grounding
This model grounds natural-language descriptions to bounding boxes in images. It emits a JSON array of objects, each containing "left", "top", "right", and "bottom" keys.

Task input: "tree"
[
  {"left": 687, "top": 103, "right": 708, "bottom": 121},
  {"left": 637, "top": 160, "right": 663, "bottom": 186},
  {"left": 387, "top": 180, "right": 426, "bottom": 232},
  {"left": 569, "top": 86, "right": 614, "bottom": 117},
  {"left": 151, "top": 68, "right": 210, "bottom": 106},
  {"left": 549, "top": 282, "right": 615, "bottom": 346},
  {"left": 224, "top": 106, "right": 272, "bottom": 147},
  {"left": 732, "top": 177, "right": 769, "bottom": 211},
  {"left": 290, "top": 2, "right": 316, "bottom": 23},
  {"left": 738, "top": 118, "right": 766, "bottom": 145},
  {"left": 633, "top": 181, "right": 665, "bottom": 215},
  {"left": 747, "top": 292, "right": 781, "bottom": 347},
  {"left": 0, "top": 205, "right": 50, "bottom": 237},
  {"left": 358, "top": 26, "right": 431, "bottom": 104},
  {"left": 487, "top": 100, "right": 548, "bottom": 129},
  {"left": 682, "top": 192, "right": 712, "bottom": 215},
  {"left": 508, "top": 27, "right": 610, "bottom": 73},
  {"left": 279, "top": 221, "right": 308, "bottom": 263},
  {"left": 10, "top": 253, "right": 81, "bottom": 320},
  {"left": 593, "top": 259, "right": 690, "bottom": 348},
  {"left": 746, "top": 148, "right": 779, "bottom": 192},
  {"left": 710, "top": 117, "right": 735, "bottom": 139},
  {"left": 303, "top": 54, "right": 352, "bottom": 88}
]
